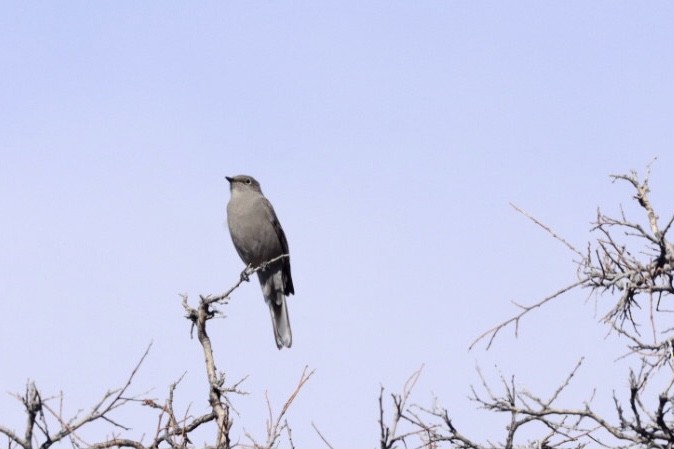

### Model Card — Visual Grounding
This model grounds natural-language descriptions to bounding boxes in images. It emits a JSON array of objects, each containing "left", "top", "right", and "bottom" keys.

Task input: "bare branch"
[
  {"left": 264, "top": 367, "right": 315, "bottom": 449},
  {"left": 510, "top": 203, "right": 584, "bottom": 258},
  {"left": 311, "top": 422, "right": 335, "bottom": 449},
  {"left": 200, "top": 254, "right": 290, "bottom": 307},
  {"left": 469, "top": 280, "right": 587, "bottom": 350}
]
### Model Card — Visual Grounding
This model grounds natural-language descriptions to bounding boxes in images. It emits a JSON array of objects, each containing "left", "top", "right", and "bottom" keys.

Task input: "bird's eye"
[{"left": 245, "top": 178, "right": 252, "bottom": 185}]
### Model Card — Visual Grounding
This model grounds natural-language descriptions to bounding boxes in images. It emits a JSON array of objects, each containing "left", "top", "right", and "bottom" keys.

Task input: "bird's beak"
[{"left": 225, "top": 176, "right": 233, "bottom": 183}]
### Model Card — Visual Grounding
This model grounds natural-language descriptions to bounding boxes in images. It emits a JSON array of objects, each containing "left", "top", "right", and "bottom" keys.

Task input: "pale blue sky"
[{"left": 1, "top": 2, "right": 674, "bottom": 447}]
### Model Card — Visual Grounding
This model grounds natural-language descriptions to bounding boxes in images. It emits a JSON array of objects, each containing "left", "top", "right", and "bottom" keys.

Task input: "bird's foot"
[{"left": 240, "top": 264, "right": 253, "bottom": 282}]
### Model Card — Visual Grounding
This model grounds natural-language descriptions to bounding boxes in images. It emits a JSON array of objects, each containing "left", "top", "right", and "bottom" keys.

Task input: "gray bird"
[{"left": 225, "top": 175, "right": 294, "bottom": 349}]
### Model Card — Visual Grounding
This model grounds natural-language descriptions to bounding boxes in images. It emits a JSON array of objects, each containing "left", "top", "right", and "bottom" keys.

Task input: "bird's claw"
[{"left": 240, "top": 265, "right": 253, "bottom": 282}]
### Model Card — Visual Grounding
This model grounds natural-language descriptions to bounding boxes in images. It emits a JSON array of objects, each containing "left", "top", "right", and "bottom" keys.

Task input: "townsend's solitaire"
[{"left": 225, "top": 175, "right": 294, "bottom": 349}]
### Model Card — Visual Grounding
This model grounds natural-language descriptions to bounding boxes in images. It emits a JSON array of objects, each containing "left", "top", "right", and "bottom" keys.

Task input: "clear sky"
[{"left": 1, "top": 2, "right": 674, "bottom": 447}]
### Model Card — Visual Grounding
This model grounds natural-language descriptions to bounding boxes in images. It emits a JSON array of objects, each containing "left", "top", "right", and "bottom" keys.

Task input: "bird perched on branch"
[{"left": 225, "top": 175, "right": 294, "bottom": 349}]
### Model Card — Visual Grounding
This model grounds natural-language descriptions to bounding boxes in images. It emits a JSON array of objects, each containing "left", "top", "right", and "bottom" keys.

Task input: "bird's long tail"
[
  {"left": 260, "top": 270, "right": 292, "bottom": 349},
  {"left": 268, "top": 294, "right": 292, "bottom": 349}
]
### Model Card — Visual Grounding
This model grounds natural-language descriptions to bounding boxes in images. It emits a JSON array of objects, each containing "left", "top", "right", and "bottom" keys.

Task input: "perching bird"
[{"left": 225, "top": 175, "right": 294, "bottom": 349}]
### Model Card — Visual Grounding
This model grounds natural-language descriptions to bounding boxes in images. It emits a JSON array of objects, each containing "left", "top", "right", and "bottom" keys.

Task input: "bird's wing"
[{"left": 262, "top": 197, "right": 294, "bottom": 296}]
